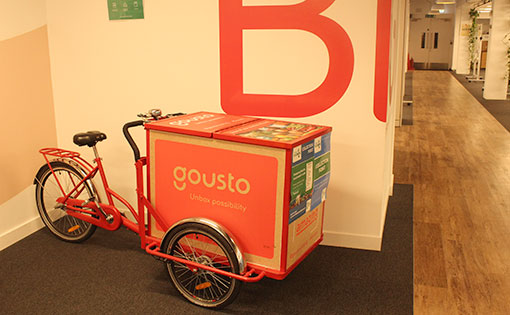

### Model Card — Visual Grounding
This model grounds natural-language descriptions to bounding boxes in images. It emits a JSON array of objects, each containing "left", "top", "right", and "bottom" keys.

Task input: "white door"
[{"left": 409, "top": 16, "right": 454, "bottom": 69}]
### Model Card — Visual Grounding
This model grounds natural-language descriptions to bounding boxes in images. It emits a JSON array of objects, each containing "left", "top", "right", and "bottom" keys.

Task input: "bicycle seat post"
[{"left": 92, "top": 145, "right": 100, "bottom": 160}]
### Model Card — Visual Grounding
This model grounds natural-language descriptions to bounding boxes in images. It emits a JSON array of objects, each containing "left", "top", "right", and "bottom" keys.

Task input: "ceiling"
[{"left": 410, "top": 0, "right": 492, "bottom": 19}]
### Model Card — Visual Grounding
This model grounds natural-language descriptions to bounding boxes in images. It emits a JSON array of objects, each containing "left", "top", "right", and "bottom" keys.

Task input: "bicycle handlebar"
[
  {"left": 123, "top": 112, "right": 186, "bottom": 162},
  {"left": 123, "top": 120, "right": 144, "bottom": 162}
]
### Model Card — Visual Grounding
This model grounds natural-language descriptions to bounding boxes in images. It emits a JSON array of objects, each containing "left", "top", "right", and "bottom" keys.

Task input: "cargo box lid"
[
  {"left": 214, "top": 119, "right": 331, "bottom": 149},
  {"left": 145, "top": 112, "right": 258, "bottom": 138}
]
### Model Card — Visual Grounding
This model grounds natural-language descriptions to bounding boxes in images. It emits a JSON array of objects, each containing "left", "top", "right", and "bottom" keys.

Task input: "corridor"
[{"left": 394, "top": 71, "right": 510, "bottom": 314}]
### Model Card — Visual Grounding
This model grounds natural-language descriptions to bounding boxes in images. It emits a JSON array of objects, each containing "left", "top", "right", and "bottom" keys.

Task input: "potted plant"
[{"left": 468, "top": 8, "right": 480, "bottom": 74}]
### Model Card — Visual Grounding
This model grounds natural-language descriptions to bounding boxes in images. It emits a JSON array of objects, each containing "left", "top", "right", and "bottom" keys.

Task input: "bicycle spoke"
[
  {"left": 174, "top": 266, "right": 191, "bottom": 278},
  {"left": 192, "top": 275, "right": 200, "bottom": 297},
  {"left": 176, "top": 243, "right": 188, "bottom": 258},
  {"left": 66, "top": 171, "right": 77, "bottom": 190},
  {"left": 208, "top": 272, "right": 231, "bottom": 290},
  {"left": 208, "top": 273, "right": 227, "bottom": 295},
  {"left": 37, "top": 164, "right": 95, "bottom": 242},
  {"left": 64, "top": 215, "right": 73, "bottom": 231},
  {"left": 167, "top": 229, "right": 240, "bottom": 307},
  {"left": 206, "top": 277, "right": 217, "bottom": 300},
  {"left": 56, "top": 216, "right": 65, "bottom": 230},
  {"left": 184, "top": 236, "right": 199, "bottom": 262},
  {"left": 180, "top": 272, "right": 199, "bottom": 288},
  {"left": 69, "top": 215, "right": 81, "bottom": 235},
  {"left": 42, "top": 179, "right": 60, "bottom": 196}
]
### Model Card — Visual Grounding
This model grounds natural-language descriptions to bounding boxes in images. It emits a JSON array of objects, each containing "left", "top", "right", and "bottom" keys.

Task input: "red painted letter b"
[{"left": 219, "top": 0, "right": 355, "bottom": 117}]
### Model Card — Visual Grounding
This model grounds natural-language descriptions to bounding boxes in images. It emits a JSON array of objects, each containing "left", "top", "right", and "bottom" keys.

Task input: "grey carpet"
[
  {"left": 0, "top": 184, "right": 413, "bottom": 315},
  {"left": 451, "top": 71, "right": 510, "bottom": 132}
]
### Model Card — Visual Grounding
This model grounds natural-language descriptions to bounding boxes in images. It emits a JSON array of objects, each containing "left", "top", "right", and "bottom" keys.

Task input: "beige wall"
[
  {"left": 0, "top": 0, "right": 56, "bottom": 250},
  {"left": 0, "top": 26, "right": 57, "bottom": 205},
  {"left": 0, "top": 0, "right": 48, "bottom": 40}
]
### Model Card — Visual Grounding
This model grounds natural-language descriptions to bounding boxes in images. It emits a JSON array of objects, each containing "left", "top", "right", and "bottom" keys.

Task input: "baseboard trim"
[
  {"left": 389, "top": 174, "right": 394, "bottom": 196},
  {"left": 0, "top": 207, "right": 134, "bottom": 252},
  {"left": 1, "top": 214, "right": 385, "bottom": 252},
  {"left": 0, "top": 216, "right": 44, "bottom": 251},
  {"left": 321, "top": 230, "right": 382, "bottom": 251}
]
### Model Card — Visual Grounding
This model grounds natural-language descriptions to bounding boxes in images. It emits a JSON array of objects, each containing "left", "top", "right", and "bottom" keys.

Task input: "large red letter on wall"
[{"left": 219, "top": 0, "right": 355, "bottom": 118}]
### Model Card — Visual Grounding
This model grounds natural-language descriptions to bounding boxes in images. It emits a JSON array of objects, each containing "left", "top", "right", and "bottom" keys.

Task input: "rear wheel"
[
  {"left": 163, "top": 223, "right": 242, "bottom": 309},
  {"left": 35, "top": 161, "right": 96, "bottom": 242}
]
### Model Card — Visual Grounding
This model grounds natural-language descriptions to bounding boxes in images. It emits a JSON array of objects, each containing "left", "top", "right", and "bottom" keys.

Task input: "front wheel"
[
  {"left": 162, "top": 223, "right": 243, "bottom": 309},
  {"left": 34, "top": 161, "right": 97, "bottom": 242}
]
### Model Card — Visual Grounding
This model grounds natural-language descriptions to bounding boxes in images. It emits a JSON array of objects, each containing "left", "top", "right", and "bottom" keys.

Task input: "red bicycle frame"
[
  {"left": 39, "top": 147, "right": 264, "bottom": 282},
  {"left": 40, "top": 147, "right": 166, "bottom": 246}
]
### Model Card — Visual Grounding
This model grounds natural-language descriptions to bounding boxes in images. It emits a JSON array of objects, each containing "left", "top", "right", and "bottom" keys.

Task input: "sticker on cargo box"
[
  {"left": 290, "top": 160, "right": 313, "bottom": 208},
  {"left": 314, "top": 152, "right": 330, "bottom": 181},
  {"left": 311, "top": 173, "right": 330, "bottom": 210},
  {"left": 289, "top": 133, "right": 331, "bottom": 224},
  {"left": 314, "top": 137, "right": 322, "bottom": 153},
  {"left": 289, "top": 201, "right": 307, "bottom": 224},
  {"left": 235, "top": 121, "right": 321, "bottom": 143},
  {"left": 292, "top": 146, "right": 302, "bottom": 163},
  {"left": 292, "top": 141, "right": 314, "bottom": 166},
  {"left": 314, "top": 133, "right": 331, "bottom": 157}
]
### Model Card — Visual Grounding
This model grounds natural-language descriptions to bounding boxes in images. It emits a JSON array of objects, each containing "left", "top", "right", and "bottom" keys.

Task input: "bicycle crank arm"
[{"left": 56, "top": 197, "right": 122, "bottom": 231}]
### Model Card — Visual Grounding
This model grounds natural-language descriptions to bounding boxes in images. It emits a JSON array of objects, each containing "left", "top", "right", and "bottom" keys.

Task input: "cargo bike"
[{"left": 34, "top": 110, "right": 332, "bottom": 309}]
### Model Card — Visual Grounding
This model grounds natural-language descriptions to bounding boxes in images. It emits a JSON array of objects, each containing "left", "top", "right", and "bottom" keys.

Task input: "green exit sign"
[{"left": 108, "top": 0, "right": 144, "bottom": 20}]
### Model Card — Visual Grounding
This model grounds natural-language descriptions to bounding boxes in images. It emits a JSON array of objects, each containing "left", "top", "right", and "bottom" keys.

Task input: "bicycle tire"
[
  {"left": 34, "top": 161, "right": 96, "bottom": 242},
  {"left": 162, "top": 223, "right": 243, "bottom": 309}
]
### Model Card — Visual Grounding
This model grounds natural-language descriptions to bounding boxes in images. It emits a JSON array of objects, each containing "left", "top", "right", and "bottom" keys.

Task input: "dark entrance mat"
[
  {"left": 451, "top": 71, "right": 510, "bottom": 132},
  {"left": 0, "top": 184, "right": 413, "bottom": 315}
]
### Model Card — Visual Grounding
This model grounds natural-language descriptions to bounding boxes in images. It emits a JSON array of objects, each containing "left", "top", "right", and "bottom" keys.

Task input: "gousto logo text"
[
  {"left": 173, "top": 166, "right": 251, "bottom": 194},
  {"left": 169, "top": 114, "right": 215, "bottom": 126}
]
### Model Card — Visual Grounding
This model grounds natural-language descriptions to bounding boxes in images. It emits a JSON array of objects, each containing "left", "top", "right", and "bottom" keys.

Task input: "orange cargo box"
[{"left": 145, "top": 112, "right": 331, "bottom": 279}]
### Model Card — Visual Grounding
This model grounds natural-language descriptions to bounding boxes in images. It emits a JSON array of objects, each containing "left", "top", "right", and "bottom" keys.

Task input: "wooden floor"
[{"left": 393, "top": 71, "right": 510, "bottom": 315}]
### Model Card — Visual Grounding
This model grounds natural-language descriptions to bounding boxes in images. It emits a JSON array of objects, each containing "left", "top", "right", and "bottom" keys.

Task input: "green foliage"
[
  {"left": 468, "top": 8, "right": 480, "bottom": 71},
  {"left": 469, "top": 8, "right": 479, "bottom": 19},
  {"left": 506, "top": 46, "right": 510, "bottom": 80}
]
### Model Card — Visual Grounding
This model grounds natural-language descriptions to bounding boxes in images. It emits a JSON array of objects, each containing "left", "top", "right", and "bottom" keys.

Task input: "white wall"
[
  {"left": 0, "top": 187, "right": 42, "bottom": 251},
  {"left": 395, "top": 0, "right": 411, "bottom": 126},
  {"left": 386, "top": 0, "right": 407, "bottom": 226},
  {"left": 483, "top": 0, "right": 510, "bottom": 100},
  {"left": 452, "top": 2, "right": 462, "bottom": 70},
  {"left": 42, "top": 0, "right": 397, "bottom": 251},
  {"left": 456, "top": 2, "right": 473, "bottom": 74}
]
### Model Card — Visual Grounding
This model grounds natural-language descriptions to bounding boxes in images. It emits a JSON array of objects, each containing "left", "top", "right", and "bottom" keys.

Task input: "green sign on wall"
[{"left": 108, "top": 0, "right": 144, "bottom": 20}]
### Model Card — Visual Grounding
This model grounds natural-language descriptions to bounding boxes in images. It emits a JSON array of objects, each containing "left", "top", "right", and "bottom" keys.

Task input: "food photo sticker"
[
  {"left": 293, "top": 146, "right": 302, "bottom": 163},
  {"left": 236, "top": 122, "right": 321, "bottom": 143}
]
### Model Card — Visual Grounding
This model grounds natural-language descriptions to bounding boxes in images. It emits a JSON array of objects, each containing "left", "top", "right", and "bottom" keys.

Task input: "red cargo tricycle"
[{"left": 34, "top": 110, "right": 331, "bottom": 309}]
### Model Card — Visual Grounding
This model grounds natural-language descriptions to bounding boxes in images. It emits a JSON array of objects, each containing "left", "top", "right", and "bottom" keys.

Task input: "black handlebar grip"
[{"left": 123, "top": 120, "right": 144, "bottom": 162}]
